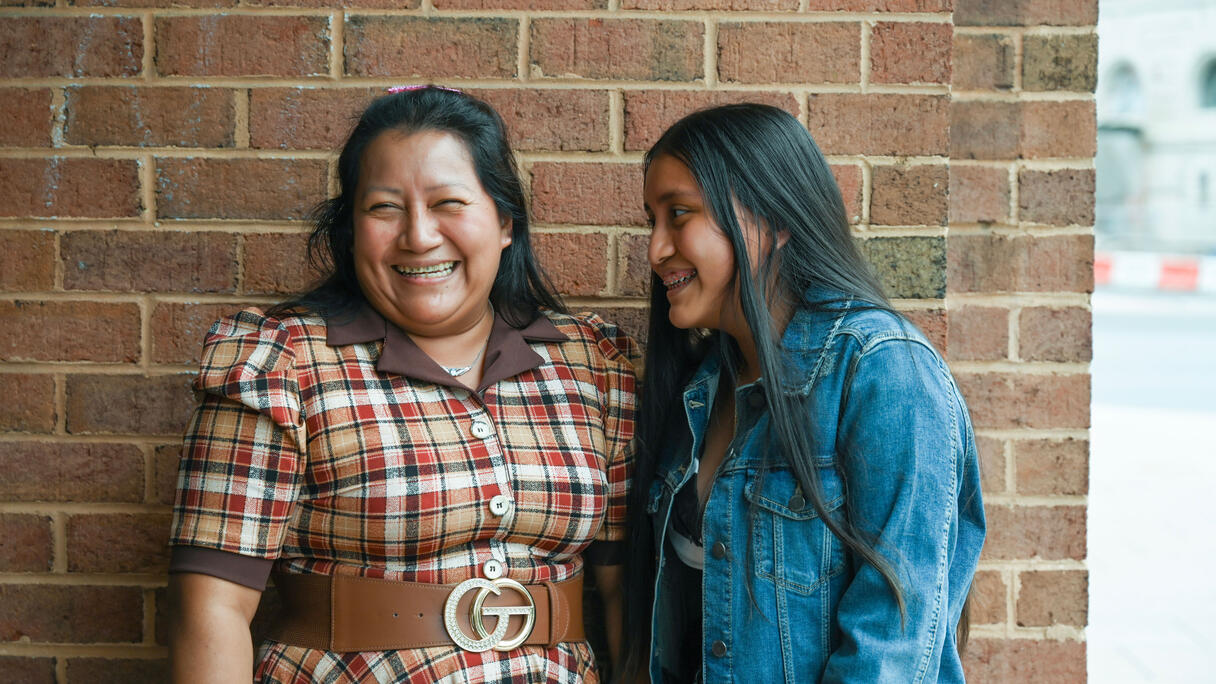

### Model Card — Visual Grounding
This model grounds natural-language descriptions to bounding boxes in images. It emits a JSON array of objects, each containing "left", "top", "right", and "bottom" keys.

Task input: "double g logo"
[{"left": 443, "top": 577, "right": 536, "bottom": 652}]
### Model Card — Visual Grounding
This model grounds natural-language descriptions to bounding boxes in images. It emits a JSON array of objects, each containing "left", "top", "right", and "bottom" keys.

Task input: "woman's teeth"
[
  {"left": 664, "top": 271, "right": 696, "bottom": 290},
  {"left": 393, "top": 262, "right": 457, "bottom": 278}
]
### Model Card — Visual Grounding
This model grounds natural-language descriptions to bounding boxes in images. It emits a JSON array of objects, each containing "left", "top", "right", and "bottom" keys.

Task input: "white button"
[
  {"left": 483, "top": 558, "right": 504, "bottom": 579},
  {"left": 470, "top": 420, "right": 493, "bottom": 439},
  {"left": 489, "top": 494, "right": 511, "bottom": 516}
]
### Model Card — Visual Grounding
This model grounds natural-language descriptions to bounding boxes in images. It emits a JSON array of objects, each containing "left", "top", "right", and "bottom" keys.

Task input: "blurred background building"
[{"left": 1097, "top": 0, "right": 1216, "bottom": 254}]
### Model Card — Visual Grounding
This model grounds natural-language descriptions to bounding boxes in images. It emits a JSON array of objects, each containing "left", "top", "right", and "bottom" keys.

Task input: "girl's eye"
[{"left": 671, "top": 207, "right": 690, "bottom": 220}]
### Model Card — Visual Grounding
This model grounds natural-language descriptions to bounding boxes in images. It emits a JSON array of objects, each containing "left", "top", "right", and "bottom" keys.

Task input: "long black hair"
[
  {"left": 272, "top": 86, "right": 564, "bottom": 326},
  {"left": 621, "top": 104, "right": 912, "bottom": 677}
]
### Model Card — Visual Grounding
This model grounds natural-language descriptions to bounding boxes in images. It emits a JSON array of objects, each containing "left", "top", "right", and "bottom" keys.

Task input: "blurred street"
[{"left": 1088, "top": 290, "right": 1216, "bottom": 682}]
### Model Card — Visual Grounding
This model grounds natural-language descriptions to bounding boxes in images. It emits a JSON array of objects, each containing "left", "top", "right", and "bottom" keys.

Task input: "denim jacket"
[{"left": 646, "top": 290, "right": 985, "bottom": 683}]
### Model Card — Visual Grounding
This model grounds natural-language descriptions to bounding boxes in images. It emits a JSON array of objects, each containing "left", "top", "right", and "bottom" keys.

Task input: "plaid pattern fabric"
[{"left": 170, "top": 306, "right": 637, "bottom": 683}]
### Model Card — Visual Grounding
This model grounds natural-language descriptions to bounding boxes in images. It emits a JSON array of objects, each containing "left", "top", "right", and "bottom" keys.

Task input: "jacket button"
[
  {"left": 747, "top": 390, "right": 765, "bottom": 409},
  {"left": 711, "top": 640, "right": 728, "bottom": 657},
  {"left": 788, "top": 493, "right": 806, "bottom": 511},
  {"left": 711, "top": 541, "right": 727, "bottom": 559}
]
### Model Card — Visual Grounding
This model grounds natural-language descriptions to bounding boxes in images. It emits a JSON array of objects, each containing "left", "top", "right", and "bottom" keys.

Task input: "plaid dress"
[{"left": 169, "top": 305, "right": 637, "bottom": 683}]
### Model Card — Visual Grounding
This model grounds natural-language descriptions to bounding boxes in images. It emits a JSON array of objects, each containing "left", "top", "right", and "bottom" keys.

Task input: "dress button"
[
  {"left": 711, "top": 640, "right": 728, "bottom": 657},
  {"left": 470, "top": 420, "right": 493, "bottom": 439},
  {"left": 711, "top": 541, "right": 727, "bottom": 560},
  {"left": 483, "top": 558, "right": 504, "bottom": 579},
  {"left": 788, "top": 492, "right": 806, "bottom": 511},
  {"left": 747, "top": 390, "right": 766, "bottom": 410},
  {"left": 489, "top": 494, "right": 511, "bottom": 516}
]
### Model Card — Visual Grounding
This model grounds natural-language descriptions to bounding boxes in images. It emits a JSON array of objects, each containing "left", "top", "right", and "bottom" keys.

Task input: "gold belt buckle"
[{"left": 443, "top": 577, "right": 536, "bottom": 653}]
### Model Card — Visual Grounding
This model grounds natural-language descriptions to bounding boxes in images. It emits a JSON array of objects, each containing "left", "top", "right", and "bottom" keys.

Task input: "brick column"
[{"left": 0, "top": 1, "right": 1093, "bottom": 680}]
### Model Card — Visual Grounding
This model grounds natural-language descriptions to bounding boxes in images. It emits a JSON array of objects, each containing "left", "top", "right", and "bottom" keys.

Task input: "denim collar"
[{"left": 327, "top": 302, "right": 569, "bottom": 393}]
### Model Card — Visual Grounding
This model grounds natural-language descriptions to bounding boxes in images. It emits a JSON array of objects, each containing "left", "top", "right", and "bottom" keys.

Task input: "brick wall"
[{"left": 0, "top": 0, "right": 1094, "bottom": 681}]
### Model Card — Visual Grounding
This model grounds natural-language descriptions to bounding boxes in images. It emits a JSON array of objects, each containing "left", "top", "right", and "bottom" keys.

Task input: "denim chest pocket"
[{"left": 744, "top": 465, "right": 846, "bottom": 595}]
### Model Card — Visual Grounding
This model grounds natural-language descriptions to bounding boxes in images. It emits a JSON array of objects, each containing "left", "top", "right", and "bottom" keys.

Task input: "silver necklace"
[{"left": 441, "top": 307, "right": 493, "bottom": 377}]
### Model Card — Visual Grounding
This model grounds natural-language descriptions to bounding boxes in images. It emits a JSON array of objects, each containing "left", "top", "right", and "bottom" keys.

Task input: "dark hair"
[
  {"left": 622, "top": 104, "right": 927, "bottom": 677},
  {"left": 273, "top": 87, "right": 564, "bottom": 326}
]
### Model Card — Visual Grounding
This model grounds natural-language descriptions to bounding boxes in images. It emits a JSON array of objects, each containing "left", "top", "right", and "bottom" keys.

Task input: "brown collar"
[{"left": 326, "top": 303, "right": 569, "bottom": 393}]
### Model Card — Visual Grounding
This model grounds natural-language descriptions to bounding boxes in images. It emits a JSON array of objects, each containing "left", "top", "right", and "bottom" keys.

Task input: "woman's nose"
[{"left": 398, "top": 209, "right": 443, "bottom": 253}]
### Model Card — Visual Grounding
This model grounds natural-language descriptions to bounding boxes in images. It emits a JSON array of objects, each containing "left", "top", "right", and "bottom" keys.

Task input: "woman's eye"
[
  {"left": 368, "top": 202, "right": 398, "bottom": 212},
  {"left": 436, "top": 199, "right": 466, "bottom": 208}
]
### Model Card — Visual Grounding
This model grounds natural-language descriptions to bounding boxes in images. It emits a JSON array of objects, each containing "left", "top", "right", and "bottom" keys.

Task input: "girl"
[{"left": 623, "top": 104, "right": 985, "bottom": 683}]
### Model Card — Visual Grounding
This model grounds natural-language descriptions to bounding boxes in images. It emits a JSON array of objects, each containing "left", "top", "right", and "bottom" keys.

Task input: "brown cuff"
[
  {"left": 169, "top": 546, "right": 274, "bottom": 591},
  {"left": 584, "top": 540, "right": 625, "bottom": 565}
]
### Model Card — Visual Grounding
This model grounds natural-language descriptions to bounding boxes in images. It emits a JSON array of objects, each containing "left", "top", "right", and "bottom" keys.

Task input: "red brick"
[
  {"left": 1018, "top": 169, "right": 1094, "bottom": 226},
  {"left": 67, "top": 513, "right": 172, "bottom": 573},
  {"left": 982, "top": 504, "right": 1085, "bottom": 560},
  {"left": 808, "top": 94, "right": 949, "bottom": 156},
  {"left": 0, "top": 158, "right": 141, "bottom": 218},
  {"left": 155, "top": 15, "right": 328, "bottom": 77},
  {"left": 154, "top": 444, "right": 182, "bottom": 505},
  {"left": 346, "top": 16, "right": 517, "bottom": 79},
  {"left": 0, "top": 584, "right": 143, "bottom": 643},
  {"left": 956, "top": 371, "right": 1088, "bottom": 430},
  {"left": 0, "top": 229, "right": 55, "bottom": 291},
  {"left": 948, "top": 233, "right": 1093, "bottom": 293},
  {"left": 1018, "top": 306, "right": 1090, "bottom": 362},
  {"left": 952, "top": 33, "right": 1015, "bottom": 91},
  {"left": 0, "top": 17, "right": 142, "bottom": 78},
  {"left": 156, "top": 158, "right": 328, "bottom": 221},
  {"left": 870, "top": 164, "right": 948, "bottom": 226},
  {"left": 473, "top": 89, "right": 611, "bottom": 152},
  {"left": 895, "top": 309, "right": 944, "bottom": 355},
  {"left": 66, "top": 659, "right": 171, "bottom": 684},
  {"left": 75, "top": 0, "right": 234, "bottom": 6},
  {"left": 65, "top": 374, "right": 197, "bottom": 436},
  {"left": 0, "top": 442, "right": 144, "bottom": 503},
  {"left": 947, "top": 305, "right": 1008, "bottom": 361},
  {"left": 532, "top": 162, "right": 647, "bottom": 226},
  {"left": 624, "top": 0, "right": 793, "bottom": 6},
  {"left": 65, "top": 86, "right": 235, "bottom": 148},
  {"left": 618, "top": 233, "right": 653, "bottom": 298},
  {"left": 805, "top": 0, "right": 950, "bottom": 9},
  {"left": 970, "top": 570, "right": 1006, "bottom": 624},
  {"left": 1017, "top": 570, "right": 1087, "bottom": 627},
  {"left": 0, "top": 657, "right": 54, "bottom": 684},
  {"left": 976, "top": 435, "right": 1006, "bottom": 493},
  {"left": 623, "top": 90, "right": 798, "bottom": 152},
  {"left": 0, "top": 374, "right": 56, "bottom": 432},
  {"left": 62, "top": 230, "right": 238, "bottom": 294},
  {"left": 0, "top": 514, "right": 53, "bottom": 572},
  {"left": 950, "top": 101, "right": 1019, "bottom": 160},
  {"left": 151, "top": 302, "right": 243, "bottom": 366},
  {"left": 586, "top": 306, "right": 648, "bottom": 350},
  {"left": 963, "top": 639, "right": 1086, "bottom": 683},
  {"left": 1014, "top": 438, "right": 1088, "bottom": 496},
  {"left": 250, "top": 87, "right": 374, "bottom": 150},
  {"left": 531, "top": 19, "right": 702, "bottom": 82},
  {"left": 531, "top": 232, "right": 610, "bottom": 297},
  {"left": 870, "top": 22, "right": 952, "bottom": 85},
  {"left": 439, "top": 0, "right": 597, "bottom": 7},
  {"left": 0, "top": 300, "right": 141, "bottom": 363},
  {"left": 949, "top": 166, "right": 1010, "bottom": 224},
  {"left": 1023, "top": 34, "right": 1097, "bottom": 92},
  {"left": 955, "top": 0, "right": 1097, "bottom": 27},
  {"left": 243, "top": 232, "right": 321, "bottom": 295},
  {"left": 245, "top": 0, "right": 405, "bottom": 6},
  {"left": 832, "top": 164, "right": 864, "bottom": 224},
  {"left": 1020, "top": 100, "right": 1096, "bottom": 160},
  {"left": 0, "top": 88, "right": 53, "bottom": 146},
  {"left": 718, "top": 22, "right": 858, "bottom": 84}
]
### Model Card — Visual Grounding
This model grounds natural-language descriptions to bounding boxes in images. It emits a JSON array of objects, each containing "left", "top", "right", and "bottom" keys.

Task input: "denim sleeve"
[{"left": 821, "top": 337, "right": 969, "bottom": 683}]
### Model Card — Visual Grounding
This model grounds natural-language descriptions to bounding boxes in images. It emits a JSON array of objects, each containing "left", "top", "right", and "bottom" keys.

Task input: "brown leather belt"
[{"left": 267, "top": 571, "right": 585, "bottom": 652}]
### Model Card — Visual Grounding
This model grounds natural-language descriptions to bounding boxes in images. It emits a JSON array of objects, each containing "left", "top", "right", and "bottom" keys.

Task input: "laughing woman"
[
  {"left": 167, "top": 87, "right": 636, "bottom": 683},
  {"left": 623, "top": 104, "right": 985, "bottom": 683}
]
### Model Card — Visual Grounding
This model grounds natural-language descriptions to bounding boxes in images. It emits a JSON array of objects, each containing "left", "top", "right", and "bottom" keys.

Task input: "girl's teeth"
[
  {"left": 394, "top": 262, "right": 456, "bottom": 277},
  {"left": 666, "top": 272, "right": 695, "bottom": 289}
]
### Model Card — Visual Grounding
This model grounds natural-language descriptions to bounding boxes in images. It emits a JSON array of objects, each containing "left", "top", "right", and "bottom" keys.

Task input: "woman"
[
  {"left": 168, "top": 87, "right": 636, "bottom": 683},
  {"left": 622, "top": 104, "right": 985, "bottom": 683}
]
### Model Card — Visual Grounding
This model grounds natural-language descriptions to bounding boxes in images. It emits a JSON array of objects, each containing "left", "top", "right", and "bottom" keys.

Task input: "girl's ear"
[{"left": 776, "top": 230, "right": 791, "bottom": 250}]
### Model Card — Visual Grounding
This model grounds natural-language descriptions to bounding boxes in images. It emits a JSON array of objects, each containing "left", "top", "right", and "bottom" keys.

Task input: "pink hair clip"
[{"left": 386, "top": 85, "right": 462, "bottom": 94}]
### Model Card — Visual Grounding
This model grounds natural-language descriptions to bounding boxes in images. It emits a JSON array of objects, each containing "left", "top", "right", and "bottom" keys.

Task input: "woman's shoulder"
[
  {"left": 197, "top": 307, "right": 327, "bottom": 383},
  {"left": 542, "top": 310, "right": 641, "bottom": 367}
]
